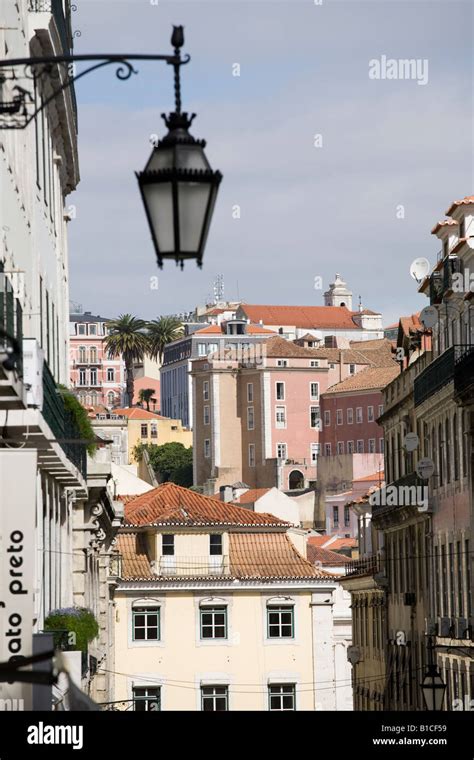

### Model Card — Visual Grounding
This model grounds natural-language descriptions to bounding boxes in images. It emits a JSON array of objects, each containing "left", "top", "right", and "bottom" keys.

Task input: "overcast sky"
[{"left": 68, "top": 0, "right": 473, "bottom": 326}]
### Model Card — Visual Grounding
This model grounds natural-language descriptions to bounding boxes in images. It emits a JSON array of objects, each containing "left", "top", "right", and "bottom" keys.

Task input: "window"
[
  {"left": 378, "top": 404, "right": 384, "bottom": 417},
  {"left": 133, "top": 686, "right": 161, "bottom": 712},
  {"left": 379, "top": 438, "right": 384, "bottom": 453},
  {"left": 90, "top": 368, "right": 98, "bottom": 386},
  {"left": 79, "top": 368, "right": 86, "bottom": 386},
  {"left": 368, "top": 406, "right": 374, "bottom": 422},
  {"left": 197, "top": 342, "right": 207, "bottom": 357},
  {"left": 107, "top": 392, "right": 115, "bottom": 407},
  {"left": 336, "top": 409, "right": 343, "bottom": 425},
  {"left": 141, "top": 423, "right": 148, "bottom": 438},
  {"left": 210, "top": 534, "right": 222, "bottom": 555},
  {"left": 90, "top": 392, "right": 98, "bottom": 406},
  {"left": 132, "top": 607, "right": 160, "bottom": 641},
  {"left": 310, "top": 443, "right": 320, "bottom": 463},
  {"left": 78, "top": 323, "right": 86, "bottom": 336},
  {"left": 277, "top": 360, "right": 288, "bottom": 367},
  {"left": 201, "top": 685, "right": 228, "bottom": 711},
  {"left": 347, "top": 440, "right": 354, "bottom": 454},
  {"left": 162, "top": 534, "right": 174, "bottom": 556},
  {"left": 267, "top": 605, "right": 294, "bottom": 638},
  {"left": 347, "top": 408, "right": 353, "bottom": 424},
  {"left": 344, "top": 505, "right": 350, "bottom": 527},
  {"left": 356, "top": 407, "right": 363, "bottom": 423},
  {"left": 204, "top": 439, "right": 211, "bottom": 458},
  {"left": 325, "top": 443, "right": 331, "bottom": 456},
  {"left": 203, "top": 405, "right": 210, "bottom": 425},
  {"left": 208, "top": 343, "right": 218, "bottom": 355},
  {"left": 333, "top": 506, "right": 339, "bottom": 527},
  {"left": 310, "top": 360, "right": 319, "bottom": 367},
  {"left": 349, "top": 364, "right": 356, "bottom": 375},
  {"left": 90, "top": 346, "right": 97, "bottom": 363},
  {"left": 248, "top": 443, "right": 255, "bottom": 467},
  {"left": 268, "top": 684, "right": 296, "bottom": 711},
  {"left": 276, "top": 381, "right": 285, "bottom": 400},
  {"left": 89, "top": 324, "right": 97, "bottom": 335},
  {"left": 324, "top": 410, "right": 331, "bottom": 426},
  {"left": 247, "top": 383, "right": 253, "bottom": 402},
  {"left": 275, "top": 406, "right": 286, "bottom": 428},
  {"left": 247, "top": 406, "right": 254, "bottom": 430},
  {"left": 329, "top": 363, "right": 335, "bottom": 369},
  {"left": 310, "top": 406, "right": 320, "bottom": 428},
  {"left": 150, "top": 423, "right": 157, "bottom": 439},
  {"left": 368, "top": 438, "right": 376, "bottom": 453},
  {"left": 276, "top": 443, "right": 287, "bottom": 460},
  {"left": 203, "top": 381, "right": 209, "bottom": 400},
  {"left": 357, "top": 439, "right": 364, "bottom": 453},
  {"left": 337, "top": 441, "right": 344, "bottom": 454},
  {"left": 310, "top": 382, "right": 319, "bottom": 400},
  {"left": 107, "top": 368, "right": 114, "bottom": 382},
  {"left": 200, "top": 606, "right": 227, "bottom": 639}
]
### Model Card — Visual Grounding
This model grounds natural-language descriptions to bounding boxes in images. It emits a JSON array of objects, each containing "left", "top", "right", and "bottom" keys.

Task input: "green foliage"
[
  {"left": 104, "top": 314, "right": 149, "bottom": 362},
  {"left": 59, "top": 385, "right": 97, "bottom": 455},
  {"left": 147, "top": 316, "right": 183, "bottom": 363},
  {"left": 44, "top": 607, "right": 99, "bottom": 652},
  {"left": 134, "top": 441, "right": 193, "bottom": 487},
  {"left": 138, "top": 387, "right": 156, "bottom": 411}
]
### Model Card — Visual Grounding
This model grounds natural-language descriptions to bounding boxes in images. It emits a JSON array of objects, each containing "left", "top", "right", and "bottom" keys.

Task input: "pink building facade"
[{"left": 69, "top": 311, "right": 126, "bottom": 408}]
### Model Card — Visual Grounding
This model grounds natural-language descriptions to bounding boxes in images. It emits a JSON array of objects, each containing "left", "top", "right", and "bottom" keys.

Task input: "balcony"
[
  {"left": 345, "top": 554, "right": 381, "bottom": 578},
  {"left": 0, "top": 274, "right": 25, "bottom": 408},
  {"left": 414, "top": 345, "right": 455, "bottom": 406},
  {"left": 429, "top": 271, "right": 444, "bottom": 305},
  {"left": 157, "top": 555, "right": 230, "bottom": 577},
  {"left": 42, "top": 362, "right": 87, "bottom": 478},
  {"left": 443, "top": 255, "right": 462, "bottom": 293},
  {"left": 454, "top": 346, "right": 474, "bottom": 404}
]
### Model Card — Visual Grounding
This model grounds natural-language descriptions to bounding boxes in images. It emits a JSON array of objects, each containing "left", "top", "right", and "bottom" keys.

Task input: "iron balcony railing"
[
  {"left": 0, "top": 273, "right": 23, "bottom": 376},
  {"left": 414, "top": 345, "right": 455, "bottom": 406},
  {"left": 429, "top": 271, "right": 444, "bottom": 305},
  {"left": 42, "top": 362, "right": 87, "bottom": 478},
  {"left": 345, "top": 554, "right": 381, "bottom": 578},
  {"left": 157, "top": 555, "right": 231, "bottom": 577},
  {"left": 454, "top": 346, "right": 474, "bottom": 402}
]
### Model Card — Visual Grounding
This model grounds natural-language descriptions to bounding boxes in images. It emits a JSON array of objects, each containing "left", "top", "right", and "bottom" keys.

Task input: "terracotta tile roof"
[
  {"left": 113, "top": 407, "right": 169, "bottom": 420},
  {"left": 194, "top": 324, "right": 222, "bottom": 335},
  {"left": 234, "top": 488, "right": 272, "bottom": 504},
  {"left": 307, "top": 535, "right": 330, "bottom": 548},
  {"left": 263, "top": 336, "right": 325, "bottom": 358},
  {"left": 353, "top": 471, "right": 384, "bottom": 482},
  {"left": 195, "top": 323, "right": 276, "bottom": 336},
  {"left": 431, "top": 219, "right": 458, "bottom": 234},
  {"left": 239, "top": 304, "right": 360, "bottom": 330},
  {"left": 445, "top": 194, "right": 474, "bottom": 216},
  {"left": 117, "top": 533, "right": 154, "bottom": 580},
  {"left": 307, "top": 545, "right": 351, "bottom": 566},
  {"left": 349, "top": 338, "right": 393, "bottom": 351},
  {"left": 327, "top": 537, "right": 358, "bottom": 551},
  {"left": 124, "top": 482, "right": 289, "bottom": 527},
  {"left": 355, "top": 309, "right": 380, "bottom": 316},
  {"left": 323, "top": 365, "right": 399, "bottom": 394},
  {"left": 308, "top": 345, "right": 395, "bottom": 368},
  {"left": 228, "top": 533, "right": 333, "bottom": 579}
]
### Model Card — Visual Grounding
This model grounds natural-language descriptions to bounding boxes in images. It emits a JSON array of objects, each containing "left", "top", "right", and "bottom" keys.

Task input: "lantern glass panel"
[
  {"left": 146, "top": 148, "right": 174, "bottom": 171},
  {"left": 178, "top": 181, "right": 211, "bottom": 252},
  {"left": 143, "top": 181, "right": 175, "bottom": 253},
  {"left": 175, "top": 144, "right": 210, "bottom": 170}
]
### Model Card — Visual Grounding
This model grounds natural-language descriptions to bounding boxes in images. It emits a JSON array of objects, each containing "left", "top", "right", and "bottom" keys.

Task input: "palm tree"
[
  {"left": 147, "top": 316, "right": 183, "bottom": 364},
  {"left": 138, "top": 387, "right": 155, "bottom": 412},
  {"left": 104, "top": 314, "right": 149, "bottom": 406}
]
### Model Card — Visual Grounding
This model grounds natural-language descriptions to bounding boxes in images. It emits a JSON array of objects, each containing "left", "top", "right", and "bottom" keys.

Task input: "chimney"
[{"left": 219, "top": 485, "right": 233, "bottom": 502}]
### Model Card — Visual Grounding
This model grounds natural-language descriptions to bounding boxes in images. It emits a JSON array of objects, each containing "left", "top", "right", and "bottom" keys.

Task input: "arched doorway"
[{"left": 288, "top": 470, "right": 304, "bottom": 490}]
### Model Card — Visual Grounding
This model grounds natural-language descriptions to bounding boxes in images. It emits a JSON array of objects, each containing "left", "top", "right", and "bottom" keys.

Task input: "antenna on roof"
[
  {"left": 214, "top": 273, "right": 224, "bottom": 304},
  {"left": 358, "top": 295, "right": 362, "bottom": 312}
]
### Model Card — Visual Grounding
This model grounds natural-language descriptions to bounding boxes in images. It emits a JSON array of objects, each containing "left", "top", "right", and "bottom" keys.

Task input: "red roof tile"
[
  {"left": 239, "top": 304, "right": 360, "bottom": 330},
  {"left": 307, "top": 545, "right": 351, "bottom": 566},
  {"left": 323, "top": 365, "right": 399, "bottom": 394},
  {"left": 228, "top": 533, "right": 333, "bottom": 579},
  {"left": 234, "top": 488, "right": 272, "bottom": 504},
  {"left": 113, "top": 407, "right": 169, "bottom": 420},
  {"left": 445, "top": 194, "right": 474, "bottom": 216}
]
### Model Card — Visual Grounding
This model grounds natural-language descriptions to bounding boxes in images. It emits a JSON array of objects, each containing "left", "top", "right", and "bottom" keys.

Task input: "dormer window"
[
  {"left": 210, "top": 534, "right": 222, "bottom": 555},
  {"left": 89, "top": 324, "right": 97, "bottom": 335},
  {"left": 162, "top": 534, "right": 175, "bottom": 556},
  {"left": 77, "top": 324, "right": 86, "bottom": 335}
]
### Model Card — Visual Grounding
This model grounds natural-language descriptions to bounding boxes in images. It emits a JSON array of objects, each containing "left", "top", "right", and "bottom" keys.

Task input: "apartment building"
[
  {"left": 69, "top": 310, "right": 126, "bottom": 408},
  {"left": 110, "top": 482, "right": 353, "bottom": 711},
  {"left": 113, "top": 407, "right": 192, "bottom": 463}
]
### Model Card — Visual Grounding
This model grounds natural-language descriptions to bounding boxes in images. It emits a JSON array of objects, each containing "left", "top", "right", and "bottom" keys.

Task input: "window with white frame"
[
  {"left": 132, "top": 607, "right": 160, "bottom": 641},
  {"left": 107, "top": 392, "right": 115, "bottom": 407},
  {"left": 379, "top": 438, "right": 385, "bottom": 453},
  {"left": 210, "top": 534, "right": 222, "bottom": 555},
  {"left": 344, "top": 505, "right": 350, "bottom": 527},
  {"left": 378, "top": 404, "right": 384, "bottom": 417},
  {"left": 333, "top": 505, "right": 339, "bottom": 526},
  {"left": 368, "top": 438, "right": 376, "bottom": 453},
  {"left": 208, "top": 343, "right": 219, "bottom": 355},
  {"left": 275, "top": 406, "right": 286, "bottom": 428},
  {"left": 336, "top": 409, "right": 343, "bottom": 425},
  {"left": 325, "top": 443, "right": 331, "bottom": 456},
  {"left": 247, "top": 406, "right": 254, "bottom": 430},
  {"left": 356, "top": 407, "right": 363, "bottom": 423},
  {"left": 267, "top": 604, "right": 294, "bottom": 638},
  {"left": 248, "top": 443, "right": 256, "bottom": 467},
  {"left": 88, "top": 324, "right": 97, "bottom": 335},
  {"left": 329, "top": 363, "right": 335, "bottom": 369},
  {"left": 310, "top": 382, "right": 319, "bottom": 400},
  {"left": 162, "top": 534, "right": 174, "bottom": 556},
  {"left": 78, "top": 346, "right": 87, "bottom": 363},
  {"left": 90, "top": 368, "right": 98, "bottom": 385},
  {"left": 349, "top": 363, "right": 355, "bottom": 375},
  {"left": 203, "top": 381, "right": 209, "bottom": 400},
  {"left": 247, "top": 383, "right": 253, "bottom": 402},
  {"left": 77, "top": 324, "right": 86, "bottom": 335},
  {"left": 310, "top": 360, "right": 319, "bottom": 367},
  {"left": 367, "top": 406, "right": 374, "bottom": 422},
  {"left": 268, "top": 683, "right": 296, "bottom": 711},
  {"left": 107, "top": 367, "right": 114, "bottom": 382},
  {"left": 357, "top": 439, "right": 364, "bottom": 453},
  {"left": 276, "top": 442, "right": 287, "bottom": 460},
  {"left": 324, "top": 410, "right": 331, "bottom": 426},
  {"left": 347, "top": 440, "right": 354, "bottom": 454},
  {"left": 203, "top": 405, "right": 210, "bottom": 425},
  {"left": 204, "top": 439, "right": 211, "bottom": 458},
  {"left": 150, "top": 423, "right": 157, "bottom": 439},
  {"left": 310, "top": 406, "right": 320, "bottom": 428},
  {"left": 276, "top": 381, "right": 285, "bottom": 400},
  {"left": 133, "top": 686, "right": 161, "bottom": 712},
  {"left": 140, "top": 423, "right": 148, "bottom": 438},
  {"left": 79, "top": 368, "right": 86, "bottom": 385},
  {"left": 90, "top": 346, "right": 97, "bottom": 362},
  {"left": 277, "top": 360, "right": 288, "bottom": 367},
  {"left": 200, "top": 605, "right": 227, "bottom": 639},
  {"left": 347, "top": 408, "right": 353, "bottom": 424},
  {"left": 198, "top": 343, "right": 207, "bottom": 356},
  {"left": 310, "top": 442, "right": 320, "bottom": 463},
  {"left": 201, "top": 685, "right": 228, "bottom": 711},
  {"left": 337, "top": 441, "right": 344, "bottom": 454}
]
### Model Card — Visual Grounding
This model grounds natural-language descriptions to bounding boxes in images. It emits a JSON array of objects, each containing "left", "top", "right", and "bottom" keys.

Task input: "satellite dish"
[
  {"left": 420, "top": 306, "right": 438, "bottom": 329},
  {"left": 410, "top": 257, "right": 431, "bottom": 283},
  {"left": 404, "top": 432, "right": 419, "bottom": 452},
  {"left": 416, "top": 458, "right": 435, "bottom": 480}
]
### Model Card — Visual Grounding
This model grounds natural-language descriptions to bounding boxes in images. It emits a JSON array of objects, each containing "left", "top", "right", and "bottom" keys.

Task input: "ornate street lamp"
[
  {"left": 136, "top": 26, "right": 222, "bottom": 270},
  {"left": 420, "top": 636, "right": 446, "bottom": 711}
]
